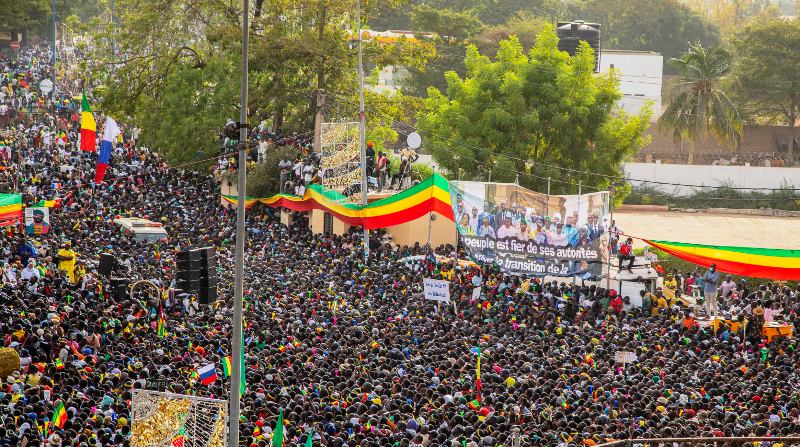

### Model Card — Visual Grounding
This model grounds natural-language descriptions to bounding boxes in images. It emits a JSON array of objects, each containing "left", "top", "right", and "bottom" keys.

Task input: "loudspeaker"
[
  {"left": 99, "top": 253, "right": 115, "bottom": 277},
  {"left": 199, "top": 247, "right": 216, "bottom": 269},
  {"left": 176, "top": 257, "right": 202, "bottom": 271},
  {"left": 110, "top": 277, "right": 130, "bottom": 300},
  {"left": 176, "top": 247, "right": 217, "bottom": 304},
  {"left": 175, "top": 268, "right": 202, "bottom": 281},
  {"left": 198, "top": 286, "right": 217, "bottom": 305},
  {"left": 200, "top": 275, "right": 218, "bottom": 289}
]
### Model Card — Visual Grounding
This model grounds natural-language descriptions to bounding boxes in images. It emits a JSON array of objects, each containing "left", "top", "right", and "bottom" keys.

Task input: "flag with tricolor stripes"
[
  {"left": 0, "top": 194, "right": 22, "bottom": 227},
  {"left": 222, "top": 356, "right": 232, "bottom": 378},
  {"left": 79, "top": 91, "right": 96, "bottom": 152}
]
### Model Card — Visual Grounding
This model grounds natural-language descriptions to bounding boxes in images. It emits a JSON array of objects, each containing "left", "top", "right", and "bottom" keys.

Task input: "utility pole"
[
  {"left": 229, "top": 0, "right": 249, "bottom": 445},
  {"left": 606, "top": 184, "right": 615, "bottom": 291},
  {"left": 51, "top": 0, "right": 57, "bottom": 104},
  {"left": 356, "top": 0, "right": 369, "bottom": 262}
]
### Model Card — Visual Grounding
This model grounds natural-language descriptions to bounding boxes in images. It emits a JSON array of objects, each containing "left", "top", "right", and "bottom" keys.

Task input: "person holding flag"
[{"left": 96, "top": 116, "right": 120, "bottom": 185}]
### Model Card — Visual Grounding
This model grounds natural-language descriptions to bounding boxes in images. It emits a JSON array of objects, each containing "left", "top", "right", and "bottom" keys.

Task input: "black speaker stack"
[
  {"left": 175, "top": 247, "right": 217, "bottom": 304},
  {"left": 110, "top": 277, "right": 130, "bottom": 301},
  {"left": 98, "top": 253, "right": 115, "bottom": 277}
]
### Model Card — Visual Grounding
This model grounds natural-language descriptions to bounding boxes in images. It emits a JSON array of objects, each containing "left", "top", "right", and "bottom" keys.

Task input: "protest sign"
[
  {"left": 423, "top": 278, "right": 451, "bottom": 302},
  {"left": 449, "top": 181, "right": 609, "bottom": 277},
  {"left": 614, "top": 351, "right": 638, "bottom": 364},
  {"left": 24, "top": 207, "right": 50, "bottom": 235}
]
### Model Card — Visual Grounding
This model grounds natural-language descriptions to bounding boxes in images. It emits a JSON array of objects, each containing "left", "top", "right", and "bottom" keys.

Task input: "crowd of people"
[
  {"left": 3, "top": 46, "right": 800, "bottom": 447},
  {"left": 276, "top": 141, "right": 419, "bottom": 197}
]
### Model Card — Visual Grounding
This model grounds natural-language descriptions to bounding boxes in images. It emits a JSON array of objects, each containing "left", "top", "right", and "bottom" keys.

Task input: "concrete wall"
[
  {"left": 636, "top": 125, "right": 800, "bottom": 166},
  {"left": 624, "top": 162, "right": 800, "bottom": 195},
  {"left": 600, "top": 50, "right": 663, "bottom": 118},
  {"left": 385, "top": 211, "right": 457, "bottom": 248},
  {"left": 308, "top": 209, "right": 352, "bottom": 236}
]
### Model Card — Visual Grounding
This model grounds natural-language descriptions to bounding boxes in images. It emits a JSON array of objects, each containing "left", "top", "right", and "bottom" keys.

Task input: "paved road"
[{"left": 614, "top": 210, "right": 799, "bottom": 249}]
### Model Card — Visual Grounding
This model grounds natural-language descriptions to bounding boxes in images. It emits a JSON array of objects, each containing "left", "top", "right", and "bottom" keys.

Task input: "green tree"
[
  {"left": 83, "top": 0, "right": 432, "bottom": 164},
  {"left": 658, "top": 43, "right": 742, "bottom": 165},
  {"left": 0, "top": 0, "right": 101, "bottom": 41},
  {"left": 473, "top": 12, "right": 548, "bottom": 58},
  {"left": 416, "top": 27, "right": 652, "bottom": 194},
  {"left": 135, "top": 55, "right": 240, "bottom": 164},
  {"left": 401, "top": 4, "right": 482, "bottom": 96},
  {"left": 576, "top": 0, "right": 720, "bottom": 73},
  {"left": 732, "top": 18, "right": 800, "bottom": 161}
]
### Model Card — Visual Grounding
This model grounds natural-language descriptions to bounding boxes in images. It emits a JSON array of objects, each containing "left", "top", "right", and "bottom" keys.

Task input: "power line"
[{"left": 328, "top": 91, "right": 800, "bottom": 192}]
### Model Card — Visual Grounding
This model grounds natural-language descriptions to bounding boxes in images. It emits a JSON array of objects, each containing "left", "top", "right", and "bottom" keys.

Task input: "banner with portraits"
[{"left": 450, "top": 181, "right": 610, "bottom": 277}]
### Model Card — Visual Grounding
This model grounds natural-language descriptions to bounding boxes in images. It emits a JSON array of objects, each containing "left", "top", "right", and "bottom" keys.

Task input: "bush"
[{"left": 624, "top": 183, "right": 800, "bottom": 211}]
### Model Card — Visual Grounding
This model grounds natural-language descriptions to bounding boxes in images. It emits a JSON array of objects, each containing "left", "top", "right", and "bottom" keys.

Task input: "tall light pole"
[
  {"left": 356, "top": 0, "right": 369, "bottom": 262},
  {"left": 51, "top": 0, "right": 57, "bottom": 104},
  {"left": 228, "top": 0, "right": 249, "bottom": 445}
]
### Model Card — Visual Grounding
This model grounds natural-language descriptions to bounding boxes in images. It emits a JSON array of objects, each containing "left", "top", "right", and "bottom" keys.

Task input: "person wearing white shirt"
[
  {"left": 720, "top": 276, "right": 736, "bottom": 298},
  {"left": 20, "top": 261, "right": 40, "bottom": 282},
  {"left": 496, "top": 215, "right": 519, "bottom": 239}
]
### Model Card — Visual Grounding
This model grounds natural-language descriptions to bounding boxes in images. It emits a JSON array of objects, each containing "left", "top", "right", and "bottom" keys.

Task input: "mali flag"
[
  {"left": 222, "top": 356, "right": 232, "bottom": 378},
  {"left": 0, "top": 194, "right": 22, "bottom": 227},
  {"left": 79, "top": 91, "right": 96, "bottom": 152},
  {"left": 52, "top": 402, "right": 67, "bottom": 429},
  {"left": 54, "top": 358, "right": 64, "bottom": 370}
]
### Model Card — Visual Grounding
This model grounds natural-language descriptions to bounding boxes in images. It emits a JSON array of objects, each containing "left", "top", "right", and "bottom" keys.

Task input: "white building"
[{"left": 599, "top": 49, "right": 663, "bottom": 119}]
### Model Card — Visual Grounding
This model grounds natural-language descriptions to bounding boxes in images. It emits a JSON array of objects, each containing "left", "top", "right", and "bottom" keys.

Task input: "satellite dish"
[
  {"left": 39, "top": 79, "right": 53, "bottom": 94},
  {"left": 406, "top": 132, "right": 421, "bottom": 149}
]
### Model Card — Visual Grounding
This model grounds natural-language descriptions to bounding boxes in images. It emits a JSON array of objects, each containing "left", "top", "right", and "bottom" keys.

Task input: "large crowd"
[{"left": 2, "top": 47, "right": 800, "bottom": 447}]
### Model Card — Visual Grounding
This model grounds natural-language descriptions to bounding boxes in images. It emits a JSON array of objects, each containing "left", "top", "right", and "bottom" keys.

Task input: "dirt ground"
[{"left": 613, "top": 210, "right": 799, "bottom": 250}]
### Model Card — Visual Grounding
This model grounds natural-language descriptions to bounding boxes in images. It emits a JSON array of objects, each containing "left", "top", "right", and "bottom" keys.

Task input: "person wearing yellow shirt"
[
  {"left": 57, "top": 242, "right": 78, "bottom": 283},
  {"left": 441, "top": 265, "right": 455, "bottom": 281},
  {"left": 651, "top": 291, "right": 669, "bottom": 316}
]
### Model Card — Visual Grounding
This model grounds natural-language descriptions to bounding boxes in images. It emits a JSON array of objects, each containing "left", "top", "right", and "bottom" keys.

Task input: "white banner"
[
  {"left": 423, "top": 278, "right": 451, "bottom": 303},
  {"left": 614, "top": 351, "right": 638, "bottom": 364}
]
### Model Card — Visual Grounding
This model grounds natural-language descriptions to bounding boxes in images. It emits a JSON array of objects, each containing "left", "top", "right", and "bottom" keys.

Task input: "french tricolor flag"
[
  {"left": 95, "top": 117, "right": 120, "bottom": 185},
  {"left": 197, "top": 363, "right": 217, "bottom": 385}
]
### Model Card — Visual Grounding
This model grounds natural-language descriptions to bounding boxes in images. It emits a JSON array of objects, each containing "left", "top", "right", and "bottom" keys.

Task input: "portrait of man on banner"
[{"left": 25, "top": 207, "right": 50, "bottom": 235}]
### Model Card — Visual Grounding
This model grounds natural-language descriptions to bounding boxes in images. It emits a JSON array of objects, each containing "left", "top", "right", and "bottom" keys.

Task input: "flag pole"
[{"left": 357, "top": 0, "right": 369, "bottom": 263}]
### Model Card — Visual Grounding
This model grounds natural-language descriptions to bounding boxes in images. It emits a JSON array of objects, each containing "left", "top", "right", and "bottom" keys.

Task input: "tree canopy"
[
  {"left": 658, "top": 43, "right": 742, "bottom": 164},
  {"left": 575, "top": 0, "right": 720, "bottom": 73},
  {"left": 416, "top": 26, "right": 652, "bottom": 194},
  {"left": 82, "top": 0, "right": 433, "bottom": 163}
]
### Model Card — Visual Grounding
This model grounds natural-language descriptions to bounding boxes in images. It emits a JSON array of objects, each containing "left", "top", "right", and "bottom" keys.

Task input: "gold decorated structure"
[{"left": 131, "top": 389, "right": 227, "bottom": 447}]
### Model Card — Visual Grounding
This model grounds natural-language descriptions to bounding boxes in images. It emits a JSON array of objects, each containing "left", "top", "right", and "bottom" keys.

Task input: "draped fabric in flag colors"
[
  {"left": 95, "top": 117, "right": 120, "bottom": 184},
  {"left": 645, "top": 239, "right": 800, "bottom": 280},
  {"left": 222, "top": 174, "right": 454, "bottom": 230},
  {"left": 0, "top": 194, "right": 22, "bottom": 227},
  {"left": 79, "top": 91, "right": 97, "bottom": 152}
]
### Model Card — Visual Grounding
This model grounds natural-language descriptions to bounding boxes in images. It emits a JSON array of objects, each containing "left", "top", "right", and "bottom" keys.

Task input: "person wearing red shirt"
[
  {"left": 618, "top": 237, "right": 634, "bottom": 271},
  {"left": 610, "top": 291, "right": 623, "bottom": 314}
]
